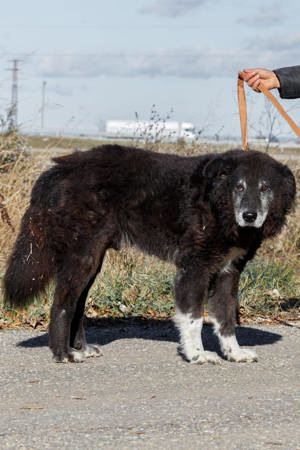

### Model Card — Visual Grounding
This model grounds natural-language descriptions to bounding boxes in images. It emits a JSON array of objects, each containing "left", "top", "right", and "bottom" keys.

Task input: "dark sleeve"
[{"left": 273, "top": 66, "right": 300, "bottom": 99}]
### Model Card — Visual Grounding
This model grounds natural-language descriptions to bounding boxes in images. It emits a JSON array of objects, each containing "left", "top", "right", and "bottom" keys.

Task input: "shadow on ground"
[{"left": 17, "top": 318, "right": 282, "bottom": 354}]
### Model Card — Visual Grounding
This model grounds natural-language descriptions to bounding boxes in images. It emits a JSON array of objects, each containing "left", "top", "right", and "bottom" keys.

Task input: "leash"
[{"left": 237, "top": 74, "right": 300, "bottom": 151}]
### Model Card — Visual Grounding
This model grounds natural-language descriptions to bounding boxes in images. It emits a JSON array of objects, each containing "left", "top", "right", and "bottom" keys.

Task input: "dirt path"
[{"left": 1, "top": 320, "right": 299, "bottom": 449}]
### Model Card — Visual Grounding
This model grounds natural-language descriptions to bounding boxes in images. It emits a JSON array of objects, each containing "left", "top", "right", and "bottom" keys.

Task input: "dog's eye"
[
  {"left": 235, "top": 183, "right": 244, "bottom": 192},
  {"left": 260, "top": 183, "right": 270, "bottom": 193}
]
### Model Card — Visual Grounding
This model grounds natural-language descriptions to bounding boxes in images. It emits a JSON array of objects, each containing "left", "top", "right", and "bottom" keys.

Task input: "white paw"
[
  {"left": 53, "top": 355, "right": 69, "bottom": 363},
  {"left": 68, "top": 349, "right": 85, "bottom": 363},
  {"left": 190, "top": 351, "right": 221, "bottom": 365},
  {"left": 82, "top": 344, "right": 103, "bottom": 358},
  {"left": 226, "top": 348, "right": 258, "bottom": 363}
]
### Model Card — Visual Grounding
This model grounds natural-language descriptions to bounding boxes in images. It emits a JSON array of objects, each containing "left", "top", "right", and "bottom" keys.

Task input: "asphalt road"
[{"left": 1, "top": 320, "right": 299, "bottom": 450}]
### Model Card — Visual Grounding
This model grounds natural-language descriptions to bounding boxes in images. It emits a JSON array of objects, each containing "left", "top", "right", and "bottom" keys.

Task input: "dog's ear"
[
  {"left": 279, "top": 164, "right": 296, "bottom": 214},
  {"left": 203, "top": 156, "right": 236, "bottom": 180},
  {"left": 262, "top": 163, "right": 296, "bottom": 239}
]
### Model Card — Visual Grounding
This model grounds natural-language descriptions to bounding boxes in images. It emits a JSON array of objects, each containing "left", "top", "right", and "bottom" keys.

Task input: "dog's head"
[{"left": 200, "top": 150, "right": 296, "bottom": 237}]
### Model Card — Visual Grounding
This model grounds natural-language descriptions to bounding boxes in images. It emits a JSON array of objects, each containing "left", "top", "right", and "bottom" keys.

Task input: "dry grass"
[
  {"left": 0, "top": 134, "right": 299, "bottom": 329},
  {"left": 0, "top": 151, "right": 52, "bottom": 270},
  {"left": 259, "top": 161, "right": 300, "bottom": 271}
]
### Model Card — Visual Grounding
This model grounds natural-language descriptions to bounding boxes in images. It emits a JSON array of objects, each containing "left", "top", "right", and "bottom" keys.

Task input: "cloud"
[
  {"left": 243, "top": 33, "right": 300, "bottom": 68},
  {"left": 250, "top": 33, "right": 300, "bottom": 52},
  {"left": 48, "top": 84, "right": 74, "bottom": 96},
  {"left": 237, "top": 3, "right": 285, "bottom": 28},
  {"left": 139, "top": 0, "right": 209, "bottom": 17},
  {"left": 37, "top": 49, "right": 240, "bottom": 79},
  {"left": 36, "top": 34, "right": 299, "bottom": 81}
]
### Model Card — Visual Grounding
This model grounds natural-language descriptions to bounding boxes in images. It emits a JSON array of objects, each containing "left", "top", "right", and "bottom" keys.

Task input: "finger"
[
  {"left": 241, "top": 71, "right": 257, "bottom": 82},
  {"left": 252, "top": 79, "right": 261, "bottom": 92},
  {"left": 243, "top": 68, "right": 264, "bottom": 73},
  {"left": 247, "top": 74, "right": 260, "bottom": 88},
  {"left": 242, "top": 68, "right": 260, "bottom": 76}
]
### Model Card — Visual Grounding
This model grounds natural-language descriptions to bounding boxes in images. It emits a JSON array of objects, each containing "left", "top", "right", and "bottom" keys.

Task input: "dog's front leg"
[
  {"left": 208, "top": 269, "right": 257, "bottom": 363},
  {"left": 174, "top": 265, "right": 220, "bottom": 364}
]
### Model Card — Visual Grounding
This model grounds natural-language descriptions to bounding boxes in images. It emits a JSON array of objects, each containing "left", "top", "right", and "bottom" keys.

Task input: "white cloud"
[
  {"left": 243, "top": 33, "right": 300, "bottom": 68},
  {"left": 35, "top": 34, "right": 299, "bottom": 81},
  {"left": 37, "top": 49, "right": 240, "bottom": 79},
  {"left": 237, "top": 2, "right": 285, "bottom": 28},
  {"left": 139, "top": 0, "right": 209, "bottom": 17},
  {"left": 48, "top": 84, "right": 74, "bottom": 96},
  {"left": 251, "top": 33, "right": 300, "bottom": 51}
]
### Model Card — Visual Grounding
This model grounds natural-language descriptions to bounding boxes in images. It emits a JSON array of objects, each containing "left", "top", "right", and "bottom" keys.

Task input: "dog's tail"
[{"left": 3, "top": 207, "right": 55, "bottom": 308}]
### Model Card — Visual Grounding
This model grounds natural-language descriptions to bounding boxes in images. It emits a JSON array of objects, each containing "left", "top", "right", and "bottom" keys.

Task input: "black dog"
[{"left": 4, "top": 145, "right": 296, "bottom": 363}]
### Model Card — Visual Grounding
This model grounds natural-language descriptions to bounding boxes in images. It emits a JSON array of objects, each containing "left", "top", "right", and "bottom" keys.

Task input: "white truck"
[{"left": 104, "top": 120, "right": 196, "bottom": 142}]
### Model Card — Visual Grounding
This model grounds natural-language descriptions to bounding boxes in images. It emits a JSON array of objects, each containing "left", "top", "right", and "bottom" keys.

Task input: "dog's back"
[{"left": 49, "top": 145, "right": 208, "bottom": 259}]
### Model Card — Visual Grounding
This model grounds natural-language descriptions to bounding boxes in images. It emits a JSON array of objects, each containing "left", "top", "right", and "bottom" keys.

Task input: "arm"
[{"left": 274, "top": 66, "right": 300, "bottom": 99}]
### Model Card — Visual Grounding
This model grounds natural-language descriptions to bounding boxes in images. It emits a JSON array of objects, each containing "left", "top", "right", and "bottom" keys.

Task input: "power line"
[
  {"left": 7, "top": 59, "right": 19, "bottom": 130},
  {"left": 41, "top": 81, "right": 47, "bottom": 132},
  {"left": 0, "top": 23, "right": 231, "bottom": 30},
  {"left": 1, "top": 51, "right": 261, "bottom": 58}
]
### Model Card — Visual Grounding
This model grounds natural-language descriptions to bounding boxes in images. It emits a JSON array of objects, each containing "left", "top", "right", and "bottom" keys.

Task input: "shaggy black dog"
[{"left": 4, "top": 145, "right": 296, "bottom": 364}]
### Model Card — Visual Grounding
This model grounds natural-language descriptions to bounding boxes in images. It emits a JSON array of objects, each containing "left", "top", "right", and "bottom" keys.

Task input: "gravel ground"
[{"left": 0, "top": 320, "right": 299, "bottom": 450}]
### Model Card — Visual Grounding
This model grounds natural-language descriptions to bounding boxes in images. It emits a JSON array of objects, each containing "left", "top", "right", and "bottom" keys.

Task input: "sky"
[{"left": 0, "top": 0, "right": 300, "bottom": 138}]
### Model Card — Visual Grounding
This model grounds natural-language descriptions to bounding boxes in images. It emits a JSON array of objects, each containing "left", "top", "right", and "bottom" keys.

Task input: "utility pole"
[
  {"left": 41, "top": 81, "right": 47, "bottom": 133},
  {"left": 8, "top": 59, "right": 19, "bottom": 130}
]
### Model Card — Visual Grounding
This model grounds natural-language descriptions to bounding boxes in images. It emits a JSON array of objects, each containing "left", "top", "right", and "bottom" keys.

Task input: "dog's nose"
[{"left": 242, "top": 211, "right": 257, "bottom": 223}]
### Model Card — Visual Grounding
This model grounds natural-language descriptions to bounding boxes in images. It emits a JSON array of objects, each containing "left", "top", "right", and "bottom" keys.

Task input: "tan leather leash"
[{"left": 238, "top": 74, "right": 300, "bottom": 151}]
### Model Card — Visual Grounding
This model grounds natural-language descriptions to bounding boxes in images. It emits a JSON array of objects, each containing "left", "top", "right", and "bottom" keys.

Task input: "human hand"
[{"left": 239, "top": 68, "right": 280, "bottom": 92}]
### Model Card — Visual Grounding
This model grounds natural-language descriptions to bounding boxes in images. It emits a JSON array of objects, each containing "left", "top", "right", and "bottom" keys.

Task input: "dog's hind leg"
[
  {"left": 173, "top": 266, "right": 221, "bottom": 364},
  {"left": 69, "top": 262, "right": 104, "bottom": 359},
  {"left": 49, "top": 244, "right": 108, "bottom": 363},
  {"left": 208, "top": 269, "right": 258, "bottom": 363}
]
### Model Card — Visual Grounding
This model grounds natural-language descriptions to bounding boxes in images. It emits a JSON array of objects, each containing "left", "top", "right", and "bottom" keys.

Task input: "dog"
[{"left": 4, "top": 145, "right": 296, "bottom": 364}]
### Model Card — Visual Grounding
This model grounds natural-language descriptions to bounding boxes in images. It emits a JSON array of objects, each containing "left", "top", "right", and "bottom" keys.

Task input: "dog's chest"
[{"left": 220, "top": 247, "right": 246, "bottom": 274}]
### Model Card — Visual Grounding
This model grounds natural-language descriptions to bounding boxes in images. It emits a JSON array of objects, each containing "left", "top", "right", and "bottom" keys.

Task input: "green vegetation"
[
  {"left": 239, "top": 260, "right": 299, "bottom": 318},
  {"left": 1, "top": 254, "right": 298, "bottom": 329},
  {"left": 26, "top": 134, "right": 104, "bottom": 151}
]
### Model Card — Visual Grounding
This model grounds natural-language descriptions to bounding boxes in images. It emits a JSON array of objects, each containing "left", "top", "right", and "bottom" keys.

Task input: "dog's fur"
[{"left": 4, "top": 145, "right": 296, "bottom": 363}]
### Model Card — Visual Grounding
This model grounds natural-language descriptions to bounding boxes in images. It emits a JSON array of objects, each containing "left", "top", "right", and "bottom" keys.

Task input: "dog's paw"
[
  {"left": 52, "top": 345, "right": 102, "bottom": 363},
  {"left": 53, "top": 349, "right": 85, "bottom": 363},
  {"left": 226, "top": 348, "right": 258, "bottom": 363},
  {"left": 190, "top": 351, "right": 221, "bottom": 365},
  {"left": 68, "top": 349, "right": 85, "bottom": 363},
  {"left": 178, "top": 346, "right": 221, "bottom": 365},
  {"left": 53, "top": 355, "right": 69, "bottom": 363},
  {"left": 82, "top": 344, "right": 103, "bottom": 358}
]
